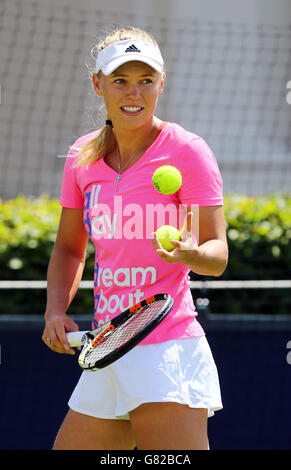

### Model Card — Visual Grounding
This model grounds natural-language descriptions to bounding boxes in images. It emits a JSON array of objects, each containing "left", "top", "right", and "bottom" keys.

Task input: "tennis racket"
[{"left": 66, "top": 293, "right": 174, "bottom": 371}]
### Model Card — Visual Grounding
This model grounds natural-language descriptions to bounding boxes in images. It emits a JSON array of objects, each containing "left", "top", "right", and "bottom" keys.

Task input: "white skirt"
[{"left": 68, "top": 335, "right": 223, "bottom": 419}]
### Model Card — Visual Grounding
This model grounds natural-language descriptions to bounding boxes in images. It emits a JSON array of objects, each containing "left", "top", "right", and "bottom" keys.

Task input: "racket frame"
[{"left": 78, "top": 293, "right": 174, "bottom": 371}]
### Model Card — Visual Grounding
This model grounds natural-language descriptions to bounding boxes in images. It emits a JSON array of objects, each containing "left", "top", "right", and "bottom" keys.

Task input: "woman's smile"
[{"left": 120, "top": 105, "right": 144, "bottom": 115}]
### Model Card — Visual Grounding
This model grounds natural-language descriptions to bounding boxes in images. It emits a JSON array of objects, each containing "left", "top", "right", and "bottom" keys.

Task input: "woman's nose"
[{"left": 126, "top": 83, "right": 141, "bottom": 97}]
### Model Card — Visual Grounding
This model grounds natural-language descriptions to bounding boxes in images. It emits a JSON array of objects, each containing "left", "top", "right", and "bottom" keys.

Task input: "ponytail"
[{"left": 74, "top": 119, "right": 115, "bottom": 167}]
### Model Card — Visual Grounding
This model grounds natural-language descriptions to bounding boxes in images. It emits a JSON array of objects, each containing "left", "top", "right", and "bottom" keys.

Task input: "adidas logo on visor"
[{"left": 125, "top": 44, "right": 141, "bottom": 53}]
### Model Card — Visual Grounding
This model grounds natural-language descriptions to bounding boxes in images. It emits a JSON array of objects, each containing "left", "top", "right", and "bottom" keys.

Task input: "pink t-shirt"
[{"left": 60, "top": 122, "right": 223, "bottom": 344}]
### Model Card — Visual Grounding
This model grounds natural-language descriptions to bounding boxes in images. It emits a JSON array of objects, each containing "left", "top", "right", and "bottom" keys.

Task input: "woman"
[{"left": 42, "top": 26, "right": 228, "bottom": 450}]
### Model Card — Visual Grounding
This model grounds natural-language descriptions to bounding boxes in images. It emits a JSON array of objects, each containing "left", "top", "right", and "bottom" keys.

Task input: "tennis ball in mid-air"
[
  {"left": 155, "top": 225, "right": 181, "bottom": 252},
  {"left": 152, "top": 165, "right": 182, "bottom": 195}
]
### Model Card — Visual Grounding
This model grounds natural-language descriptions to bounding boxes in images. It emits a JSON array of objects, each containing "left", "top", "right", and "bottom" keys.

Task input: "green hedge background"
[{"left": 0, "top": 194, "right": 290, "bottom": 316}]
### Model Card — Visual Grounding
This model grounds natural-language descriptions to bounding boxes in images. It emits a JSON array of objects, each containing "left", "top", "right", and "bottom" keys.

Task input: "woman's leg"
[
  {"left": 53, "top": 409, "right": 136, "bottom": 450},
  {"left": 130, "top": 402, "right": 209, "bottom": 450}
]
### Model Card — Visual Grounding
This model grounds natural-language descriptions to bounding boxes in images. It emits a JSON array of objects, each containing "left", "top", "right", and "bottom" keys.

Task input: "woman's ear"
[
  {"left": 92, "top": 73, "right": 103, "bottom": 96},
  {"left": 158, "top": 72, "right": 166, "bottom": 96}
]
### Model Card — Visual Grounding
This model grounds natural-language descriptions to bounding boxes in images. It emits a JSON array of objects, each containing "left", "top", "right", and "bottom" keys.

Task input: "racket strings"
[{"left": 85, "top": 299, "right": 166, "bottom": 363}]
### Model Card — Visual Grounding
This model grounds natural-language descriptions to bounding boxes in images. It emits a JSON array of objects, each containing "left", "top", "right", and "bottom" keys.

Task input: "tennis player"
[{"left": 42, "top": 26, "right": 228, "bottom": 450}]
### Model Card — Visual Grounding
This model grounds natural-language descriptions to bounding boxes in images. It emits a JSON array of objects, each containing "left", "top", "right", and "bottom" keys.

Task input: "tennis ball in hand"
[
  {"left": 155, "top": 225, "right": 181, "bottom": 252},
  {"left": 152, "top": 165, "right": 182, "bottom": 195}
]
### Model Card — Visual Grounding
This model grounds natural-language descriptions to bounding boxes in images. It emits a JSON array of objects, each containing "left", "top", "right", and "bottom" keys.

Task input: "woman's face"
[{"left": 93, "top": 61, "right": 165, "bottom": 130}]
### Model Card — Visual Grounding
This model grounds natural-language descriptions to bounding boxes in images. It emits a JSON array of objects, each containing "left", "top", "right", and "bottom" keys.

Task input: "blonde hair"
[{"left": 75, "top": 26, "right": 160, "bottom": 167}]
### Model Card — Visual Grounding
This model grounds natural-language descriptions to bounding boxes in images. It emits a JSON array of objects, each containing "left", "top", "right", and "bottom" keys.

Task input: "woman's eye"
[{"left": 113, "top": 79, "right": 152, "bottom": 85}]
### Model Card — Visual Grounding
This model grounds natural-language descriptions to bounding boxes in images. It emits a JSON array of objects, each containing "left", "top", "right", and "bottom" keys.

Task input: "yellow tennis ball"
[
  {"left": 152, "top": 165, "right": 182, "bottom": 195},
  {"left": 155, "top": 225, "right": 181, "bottom": 252}
]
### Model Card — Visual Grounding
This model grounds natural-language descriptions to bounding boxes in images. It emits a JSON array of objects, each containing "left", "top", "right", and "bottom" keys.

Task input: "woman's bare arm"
[{"left": 42, "top": 207, "right": 89, "bottom": 354}]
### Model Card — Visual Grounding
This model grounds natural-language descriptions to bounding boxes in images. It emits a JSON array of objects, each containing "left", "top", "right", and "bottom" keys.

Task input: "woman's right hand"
[{"left": 42, "top": 312, "right": 79, "bottom": 355}]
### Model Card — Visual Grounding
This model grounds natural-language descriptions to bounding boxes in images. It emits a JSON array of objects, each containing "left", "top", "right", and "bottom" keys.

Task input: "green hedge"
[
  {"left": 0, "top": 194, "right": 290, "bottom": 315},
  {"left": 222, "top": 194, "right": 291, "bottom": 280}
]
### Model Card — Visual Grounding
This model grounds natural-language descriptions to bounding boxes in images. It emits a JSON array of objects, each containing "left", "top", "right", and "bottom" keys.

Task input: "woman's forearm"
[
  {"left": 185, "top": 239, "right": 228, "bottom": 277},
  {"left": 45, "top": 244, "right": 86, "bottom": 317}
]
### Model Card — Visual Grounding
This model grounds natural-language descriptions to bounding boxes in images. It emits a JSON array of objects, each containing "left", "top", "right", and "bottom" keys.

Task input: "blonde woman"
[{"left": 42, "top": 26, "right": 228, "bottom": 450}]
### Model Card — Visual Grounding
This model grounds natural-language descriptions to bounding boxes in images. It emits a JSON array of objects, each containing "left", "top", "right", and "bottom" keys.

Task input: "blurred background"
[
  {"left": 1, "top": 0, "right": 291, "bottom": 197},
  {"left": 0, "top": 0, "right": 290, "bottom": 450}
]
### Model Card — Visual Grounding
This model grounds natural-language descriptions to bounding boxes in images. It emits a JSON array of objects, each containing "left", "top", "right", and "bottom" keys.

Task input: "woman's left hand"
[{"left": 152, "top": 211, "right": 198, "bottom": 265}]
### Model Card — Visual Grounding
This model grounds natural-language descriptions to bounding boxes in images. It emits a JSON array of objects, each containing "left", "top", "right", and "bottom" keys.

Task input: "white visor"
[{"left": 95, "top": 39, "right": 164, "bottom": 75}]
